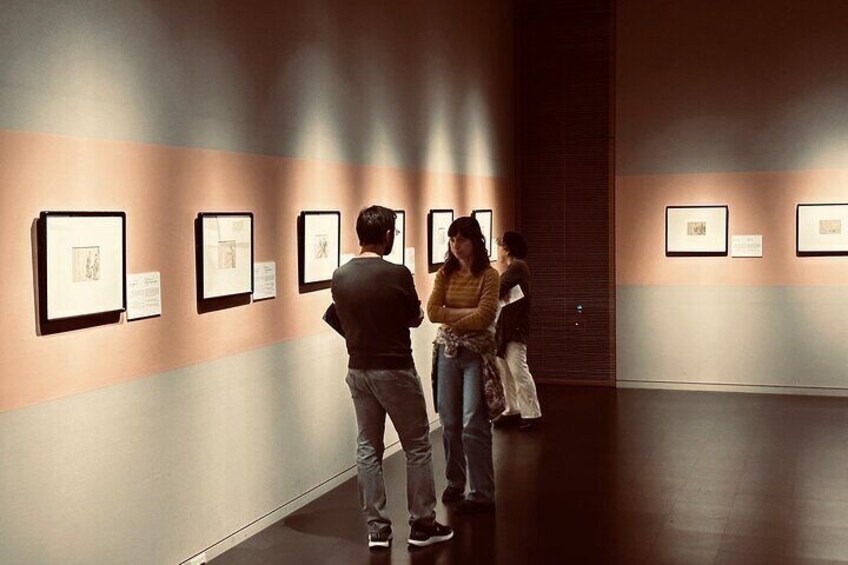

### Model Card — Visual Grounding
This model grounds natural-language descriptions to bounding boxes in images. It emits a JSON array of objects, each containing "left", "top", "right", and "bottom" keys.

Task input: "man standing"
[{"left": 331, "top": 205, "right": 454, "bottom": 549}]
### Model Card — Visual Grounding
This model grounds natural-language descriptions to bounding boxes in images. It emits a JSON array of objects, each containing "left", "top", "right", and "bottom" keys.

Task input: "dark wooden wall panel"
[{"left": 516, "top": 0, "right": 615, "bottom": 384}]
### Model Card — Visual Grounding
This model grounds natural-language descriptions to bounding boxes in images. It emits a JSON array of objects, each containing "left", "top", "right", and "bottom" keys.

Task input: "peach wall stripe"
[
  {"left": 616, "top": 169, "right": 848, "bottom": 287},
  {"left": 0, "top": 129, "right": 512, "bottom": 412}
]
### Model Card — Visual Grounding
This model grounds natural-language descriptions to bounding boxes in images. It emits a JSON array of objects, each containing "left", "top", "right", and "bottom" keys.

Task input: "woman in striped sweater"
[{"left": 427, "top": 216, "right": 501, "bottom": 514}]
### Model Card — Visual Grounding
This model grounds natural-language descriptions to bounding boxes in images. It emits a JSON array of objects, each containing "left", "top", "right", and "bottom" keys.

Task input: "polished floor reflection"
[{"left": 213, "top": 387, "right": 848, "bottom": 564}]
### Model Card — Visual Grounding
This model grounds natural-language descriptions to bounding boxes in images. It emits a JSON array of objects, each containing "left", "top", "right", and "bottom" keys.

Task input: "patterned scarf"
[{"left": 431, "top": 326, "right": 506, "bottom": 420}]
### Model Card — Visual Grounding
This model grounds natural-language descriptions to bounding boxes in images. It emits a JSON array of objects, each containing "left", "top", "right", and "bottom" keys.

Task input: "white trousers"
[{"left": 496, "top": 341, "right": 542, "bottom": 419}]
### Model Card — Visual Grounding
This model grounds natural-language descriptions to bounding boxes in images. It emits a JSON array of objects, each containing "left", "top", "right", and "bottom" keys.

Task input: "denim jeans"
[
  {"left": 346, "top": 368, "right": 436, "bottom": 535},
  {"left": 436, "top": 345, "right": 495, "bottom": 503},
  {"left": 497, "top": 341, "right": 542, "bottom": 419}
]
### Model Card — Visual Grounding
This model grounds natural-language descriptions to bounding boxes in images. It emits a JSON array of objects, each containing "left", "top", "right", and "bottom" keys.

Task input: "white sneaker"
[{"left": 368, "top": 530, "right": 392, "bottom": 549}]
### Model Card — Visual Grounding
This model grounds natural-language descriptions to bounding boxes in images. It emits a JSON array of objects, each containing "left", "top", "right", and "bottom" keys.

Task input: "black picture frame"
[
  {"left": 472, "top": 209, "right": 494, "bottom": 260},
  {"left": 37, "top": 211, "right": 127, "bottom": 333},
  {"left": 665, "top": 205, "right": 729, "bottom": 257},
  {"left": 428, "top": 209, "right": 454, "bottom": 272},
  {"left": 796, "top": 203, "right": 848, "bottom": 256},
  {"left": 298, "top": 210, "right": 341, "bottom": 292},
  {"left": 196, "top": 212, "right": 254, "bottom": 301},
  {"left": 384, "top": 209, "right": 406, "bottom": 266}
]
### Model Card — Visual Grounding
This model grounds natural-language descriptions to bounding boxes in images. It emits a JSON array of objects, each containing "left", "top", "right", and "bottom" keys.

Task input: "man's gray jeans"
[{"left": 345, "top": 367, "right": 437, "bottom": 535}]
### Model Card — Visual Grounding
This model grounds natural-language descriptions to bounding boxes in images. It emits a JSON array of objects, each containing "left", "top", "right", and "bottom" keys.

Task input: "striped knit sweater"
[{"left": 427, "top": 265, "right": 500, "bottom": 332}]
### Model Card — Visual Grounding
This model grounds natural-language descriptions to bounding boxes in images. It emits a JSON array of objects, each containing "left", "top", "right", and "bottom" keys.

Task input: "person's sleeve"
[
  {"left": 450, "top": 268, "right": 500, "bottom": 331},
  {"left": 402, "top": 267, "right": 421, "bottom": 319},
  {"left": 326, "top": 275, "right": 346, "bottom": 337},
  {"left": 499, "top": 263, "right": 523, "bottom": 299},
  {"left": 427, "top": 269, "right": 447, "bottom": 322}
]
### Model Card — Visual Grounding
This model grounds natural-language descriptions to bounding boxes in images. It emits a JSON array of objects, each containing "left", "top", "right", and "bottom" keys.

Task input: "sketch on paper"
[
  {"left": 299, "top": 211, "right": 340, "bottom": 286},
  {"left": 687, "top": 221, "right": 707, "bottom": 236},
  {"left": 428, "top": 209, "right": 454, "bottom": 268},
  {"left": 218, "top": 240, "right": 236, "bottom": 269},
  {"left": 314, "top": 234, "right": 329, "bottom": 259},
  {"left": 72, "top": 246, "right": 101, "bottom": 282},
  {"left": 472, "top": 209, "right": 494, "bottom": 260},
  {"left": 819, "top": 219, "right": 842, "bottom": 235},
  {"left": 437, "top": 227, "right": 447, "bottom": 247},
  {"left": 199, "top": 213, "right": 253, "bottom": 299}
]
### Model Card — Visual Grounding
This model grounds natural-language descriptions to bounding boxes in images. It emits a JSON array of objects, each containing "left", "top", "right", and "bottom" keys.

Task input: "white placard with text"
[
  {"left": 127, "top": 272, "right": 162, "bottom": 320},
  {"left": 253, "top": 262, "right": 277, "bottom": 300},
  {"left": 731, "top": 235, "right": 763, "bottom": 258}
]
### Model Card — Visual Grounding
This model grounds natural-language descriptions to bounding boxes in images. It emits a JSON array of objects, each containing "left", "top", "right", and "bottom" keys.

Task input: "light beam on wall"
[
  {"left": 182, "top": 30, "right": 251, "bottom": 163},
  {"left": 422, "top": 63, "right": 460, "bottom": 204},
  {"left": 360, "top": 48, "right": 404, "bottom": 174},
  {"left": 283, "top": 44, "right": 343, "bottom": 163},
  {"left": 466, "top": 89, "right": 495, "bottom": 175}
]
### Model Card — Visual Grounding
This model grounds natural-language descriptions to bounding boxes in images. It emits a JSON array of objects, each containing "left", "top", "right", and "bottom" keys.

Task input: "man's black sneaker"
[
  {"left": 441, "top": 486, "right": 465, "bottom": 504},
  {"left": 454, "top": 499, "right": 496, "bottom": 515},
  {"left": 368, "top": 529, "right": 392, "bottom": 549},
  {"left": 491, "top": 413, "right": 521, "bottom": 428},
  {"left": 408, "top": 521, "right": 454, "bottom": 547}
]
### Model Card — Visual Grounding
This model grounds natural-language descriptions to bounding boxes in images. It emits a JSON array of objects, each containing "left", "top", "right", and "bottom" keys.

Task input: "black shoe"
[
  {"left": 519, "top": 417, "right": 541, "bottom": 431},
  {"left": 368, "top": 529, "right": 392, "bottom": 549},
  {"left": 408, "top": 521, "right": 454, "bottom": 547},
  {"left": 491, "top": 413, "right": 521, "bottom": 428},
  {"left": 454, "top": 499, "right": 496, "bottom": 515},
  {"left": 441, "top": 486, "right": 465, "bottom": 504}
]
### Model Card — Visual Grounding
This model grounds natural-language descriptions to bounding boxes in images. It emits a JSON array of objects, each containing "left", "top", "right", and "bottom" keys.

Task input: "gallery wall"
[
  {"left": 0, "top": 1, "right": 514, "bottom": 563},
  {"left": 616, "top": 0, "right": 848, "bottom": 393}
]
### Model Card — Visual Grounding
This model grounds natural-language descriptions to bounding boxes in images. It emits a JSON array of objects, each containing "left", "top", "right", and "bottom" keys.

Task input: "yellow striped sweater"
[{"left": 427, "top": 265, "right": 500, "bottom": 332}]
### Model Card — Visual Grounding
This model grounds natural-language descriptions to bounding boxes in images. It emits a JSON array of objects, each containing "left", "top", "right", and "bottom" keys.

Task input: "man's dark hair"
[
  {"left": 500, "top": 231, "right": 528, "bottom": 259},
  {"left": 356, "top": 205, "right": 396, "bottom": 246},
  {"left": 443, "top": 216, "right": 491, "bottom": 276}
]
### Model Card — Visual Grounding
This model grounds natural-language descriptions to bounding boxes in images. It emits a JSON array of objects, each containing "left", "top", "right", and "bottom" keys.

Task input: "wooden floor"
[{"left": 212, "top": 387, "right": 848, "bottom": 564}]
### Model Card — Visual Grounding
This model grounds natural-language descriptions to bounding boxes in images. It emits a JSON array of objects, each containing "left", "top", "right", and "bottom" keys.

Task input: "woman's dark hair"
[
  {"left": 356, "top": 205, "right": 396, "bottom": 246},
  {"left": 500, "top": 231, "right": 528, "bottom": 259},
  {"left": 443, "top": 216, "right": 491, "bottom": 276}
]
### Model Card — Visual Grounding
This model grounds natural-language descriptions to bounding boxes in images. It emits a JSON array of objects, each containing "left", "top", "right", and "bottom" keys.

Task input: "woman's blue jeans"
[{"left": 436, "top": 344, "right": 495, "bottom": 503}]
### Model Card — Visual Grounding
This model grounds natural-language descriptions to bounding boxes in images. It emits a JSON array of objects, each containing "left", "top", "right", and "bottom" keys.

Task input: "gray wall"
[
  {"left": 0, "top": 0, "right": 513, "bottom": 176},
  {"left": 0, "top": 327, "right": 440, "bottom": 564},
  {"left": 618, "top": 286, "right": 848, "bottom": 393}
]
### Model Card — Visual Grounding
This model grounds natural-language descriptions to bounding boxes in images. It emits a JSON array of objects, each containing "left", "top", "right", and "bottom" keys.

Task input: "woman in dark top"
[{"left": 493, "top": 231, "right": 542, "bottom": 431}]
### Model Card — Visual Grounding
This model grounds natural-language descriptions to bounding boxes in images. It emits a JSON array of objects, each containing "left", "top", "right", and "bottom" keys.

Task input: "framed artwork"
[
  {"left": 472, "top": 209, "right": 494, "bottom": 260},
  {"left": 299, "top": 211, "right": 341, "bottom": 285},
  {"left": 428, "top": 209, "right": 454, "bottom": 269},
  {"left": 199, "top": 212, "right": 254, "bottom": 299},
  {"left": 665, "top": 205, "right": 729, "bottom": 256},
  {"left": 39, "top": 211, "right": 127, "bottom": 320},
  {"left": 797, "top": 203, "right": 848, "bottom": 256},
  {"left": 384, "top": 209, "right": 406, "bottom": 266}
]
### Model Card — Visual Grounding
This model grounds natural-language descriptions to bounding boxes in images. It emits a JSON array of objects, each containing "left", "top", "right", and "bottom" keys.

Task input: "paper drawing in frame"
[
  {"left": 472, "top": 209, "right": 494, "bottom": 260},
  {"left": 796, "top": 203, "right": 848, "bottom": 256},
  {"left": 199, "top": 212, "right": 254, "bottom": 299},
  {"left": 39, "top": 211, "right": 127, "bottom": 320},
  {"left": 299, "top": 211, "right": 341, "bottom": 286},
  {"left": 665, "top": 205, "right": 729, "bottom": 256},
  {"left": 428, "top": 209, "right": 454, "bottom": 270}
]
